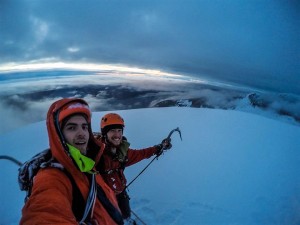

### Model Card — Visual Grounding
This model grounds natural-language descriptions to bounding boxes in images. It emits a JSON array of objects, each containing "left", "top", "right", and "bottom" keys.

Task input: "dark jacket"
[{"left": 96, "top": 138, "right": 157, "bottom": 194}]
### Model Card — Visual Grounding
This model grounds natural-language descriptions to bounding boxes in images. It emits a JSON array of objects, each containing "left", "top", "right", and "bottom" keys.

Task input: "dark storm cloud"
[{"left": 1, "top": 0, "right": 299, "bottom": 94}]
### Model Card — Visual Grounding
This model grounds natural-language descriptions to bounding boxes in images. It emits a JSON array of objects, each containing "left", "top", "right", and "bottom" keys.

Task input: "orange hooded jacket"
[{"left": 20, "top": 98, "right": 121, "bottom": 225}]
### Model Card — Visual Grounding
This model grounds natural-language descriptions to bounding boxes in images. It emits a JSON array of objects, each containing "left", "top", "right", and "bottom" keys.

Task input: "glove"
[
  {"left": 154, "top": 138, "right": 172, "bottom": 157},
  {"left": 154, "top": 144, "right": 164, "bottom": 157},
  {"left": 161, "top": 138, "right": 172, "bottom": 150}
]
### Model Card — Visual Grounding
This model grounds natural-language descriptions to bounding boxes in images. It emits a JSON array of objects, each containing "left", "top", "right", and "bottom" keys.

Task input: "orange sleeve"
[
  {"left": 126, "top": 146, "right": 157, "bottom": 166},
  {"left": 20, "top": 168, "right": 78, "bottom": 225}
]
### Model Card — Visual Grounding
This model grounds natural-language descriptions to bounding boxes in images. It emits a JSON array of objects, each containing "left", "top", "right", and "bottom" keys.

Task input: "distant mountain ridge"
[
  {"left": 1, "top": 82, "right": 299, "bottom": 134},
  {"left": 153, "top": 93, "right": 300, "bottom": 125}
]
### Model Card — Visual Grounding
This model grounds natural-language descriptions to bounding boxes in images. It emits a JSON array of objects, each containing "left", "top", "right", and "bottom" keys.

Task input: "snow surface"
[{"left": 0, "top": 107, "right": 299, "bottom": 225}]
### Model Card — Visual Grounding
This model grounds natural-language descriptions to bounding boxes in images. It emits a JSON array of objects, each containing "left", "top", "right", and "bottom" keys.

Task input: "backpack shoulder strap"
[
  {"left": 63, "top": 169, "right": 86, "bottom": 222},
  {"left": 96, "top": 183, "right": 124, "bottom": 225},
  {"left": 117, "top": 137, "right": 130, "bottom": 163}
]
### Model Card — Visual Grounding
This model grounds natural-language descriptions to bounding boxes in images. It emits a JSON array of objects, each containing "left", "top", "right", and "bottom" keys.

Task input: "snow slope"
[{"left": 0, "top": 107, "right": 299, "bottom": 225}]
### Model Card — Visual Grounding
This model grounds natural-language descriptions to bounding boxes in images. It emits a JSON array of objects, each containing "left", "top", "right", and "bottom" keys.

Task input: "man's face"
[
  {"left": 62, "top": 115, "right": 89, "bottom": 155},
  {"left": 106, "top": 128, "right": 123, "bottom": 147}
]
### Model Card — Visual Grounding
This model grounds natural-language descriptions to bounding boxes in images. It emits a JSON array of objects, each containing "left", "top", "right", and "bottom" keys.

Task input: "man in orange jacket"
[
  {"left": 95, "top": 113, "right": 172, "bottom": 225},
  {"left": 20, "top": 98, "right": 123, "bottom": 225}
]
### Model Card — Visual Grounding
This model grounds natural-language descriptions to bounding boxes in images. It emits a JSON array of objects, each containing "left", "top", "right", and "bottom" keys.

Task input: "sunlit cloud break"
[
  {"left": 0, "top": 61, "right": 236, "bottom": 90},
  {"left": 0, "top": 61, "right": 181, "bottom": 78}
]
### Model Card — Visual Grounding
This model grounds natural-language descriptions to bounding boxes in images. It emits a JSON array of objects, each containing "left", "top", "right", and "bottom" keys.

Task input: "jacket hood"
[{"left": 46, "top": 98, "right": 104, "bottom": 177}]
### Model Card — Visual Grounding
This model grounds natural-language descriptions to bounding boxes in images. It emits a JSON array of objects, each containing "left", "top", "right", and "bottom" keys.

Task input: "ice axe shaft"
[{"left": 126, "top": 127, "right": 182, "bottom": 189}]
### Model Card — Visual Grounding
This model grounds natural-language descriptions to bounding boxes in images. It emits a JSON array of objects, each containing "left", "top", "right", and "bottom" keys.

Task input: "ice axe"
[
  {"left": 166, "top": 127, "right": 182, "bottom": 142},
  {"left": 126, "top": 127, "right": 182, "bottom": 189},
  {"left": 167, "top": 127, "right": 182, "bottom": 141},
  {"left": 161, "top": 127, "right": 182, "bottom": 150}
]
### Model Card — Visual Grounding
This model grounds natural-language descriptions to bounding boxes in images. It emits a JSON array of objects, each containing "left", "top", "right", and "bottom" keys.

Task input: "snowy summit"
[{"left": 1, "top": 106, "right": 299, "bottom": 225}]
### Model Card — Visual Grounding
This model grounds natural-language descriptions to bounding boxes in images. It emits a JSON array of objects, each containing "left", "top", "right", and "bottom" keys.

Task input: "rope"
[{"left": 80, "top": 173, "right": 97, "bottom": 224}]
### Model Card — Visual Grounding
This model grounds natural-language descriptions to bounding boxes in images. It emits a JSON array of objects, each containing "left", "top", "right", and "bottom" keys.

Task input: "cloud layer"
[
  {"left": 1, "top": 0, "right": 299, "bottom": 94},
  {"left": 1, "top": 70, "right": 299, "bottom": 134}
]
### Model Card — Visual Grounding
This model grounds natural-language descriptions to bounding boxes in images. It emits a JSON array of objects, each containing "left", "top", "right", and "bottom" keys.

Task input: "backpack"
[{"left": 18, "top": 149, "right": 60, "bottom": 201}]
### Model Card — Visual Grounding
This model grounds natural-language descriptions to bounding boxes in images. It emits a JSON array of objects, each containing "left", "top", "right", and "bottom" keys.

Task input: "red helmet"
[{"left": 101, "top": 113, "right": 125, "bottom": 134}]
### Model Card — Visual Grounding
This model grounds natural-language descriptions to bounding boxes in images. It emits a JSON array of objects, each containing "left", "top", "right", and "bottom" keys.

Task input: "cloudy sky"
[{"left": 1, "top": 0, "right": 299, "bottom": 95}]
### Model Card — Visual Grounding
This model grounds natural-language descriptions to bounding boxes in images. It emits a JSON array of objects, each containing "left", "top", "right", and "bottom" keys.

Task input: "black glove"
[
  {"left": 161, "top": 138, "right": 172, "bottom": 150},
  {"left": 154, "top": 138, "right": 172, "bottom": 157},
  {"left": 154, "top": 144, "right": 164, "bottom": 156}
]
